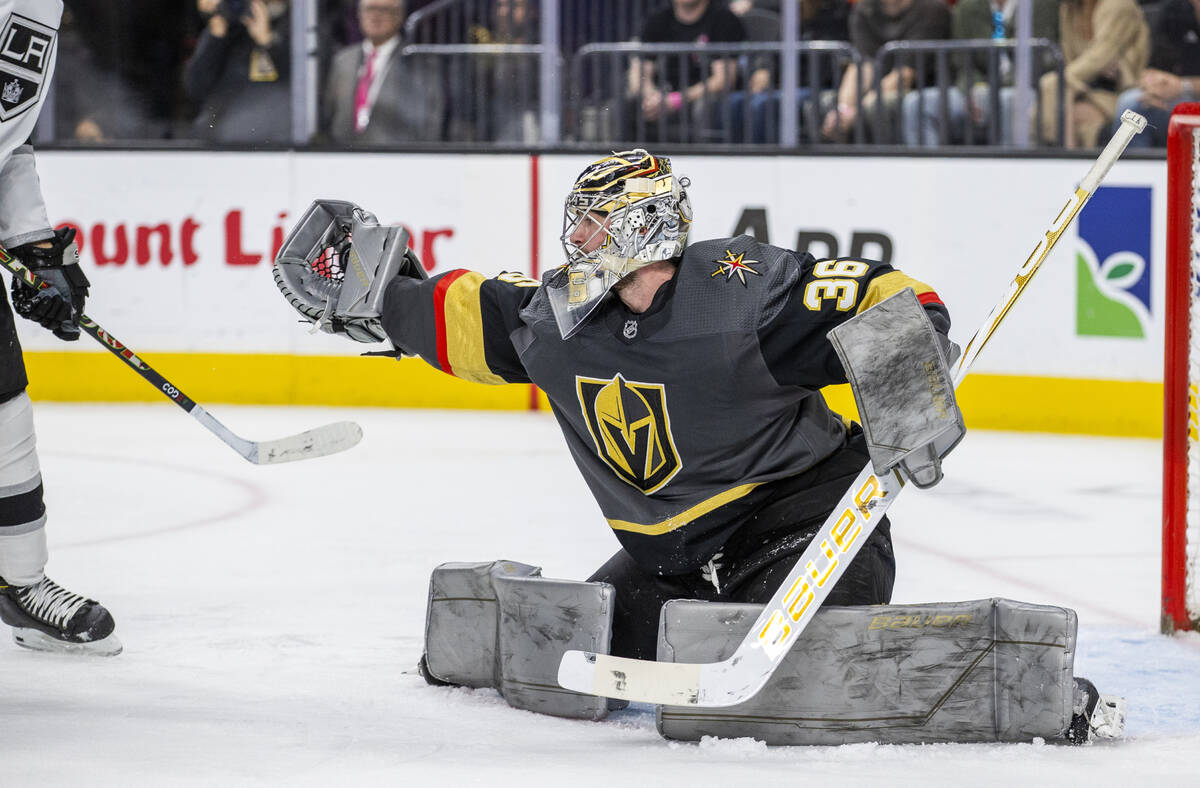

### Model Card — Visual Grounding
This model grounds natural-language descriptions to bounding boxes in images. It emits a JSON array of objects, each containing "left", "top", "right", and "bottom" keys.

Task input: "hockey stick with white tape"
[
  {"left": 557, "top": 110, "right": 1149, "bottom": 707},
  {"left": 0, "top": 246, "right": 363, "bottom": 465}
]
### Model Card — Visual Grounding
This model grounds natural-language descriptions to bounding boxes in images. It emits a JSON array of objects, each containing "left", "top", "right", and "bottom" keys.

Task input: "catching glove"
[{"left": 273, "top": 199, "right": 426, "bottom": 345}]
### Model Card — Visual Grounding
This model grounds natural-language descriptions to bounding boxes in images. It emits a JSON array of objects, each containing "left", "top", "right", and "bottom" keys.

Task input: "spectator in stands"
[
  {"left": 1111, "top": 0, "right": 1200, "bottom": 147},
  {"left": 183, "top": 0, "right": 291, "bottom": 144},
  {"left": 798, "top": 0, "right": 853, "bottom": 54},
  {"left": 627, "top": 0, "right": 747, "bottom": 142},
  {"left": 728, "top": 0, "right": 780, "bottom": 93},
  {"left": 725, "top": 0, "right": 851, "bottom": 143},
  {"left": 474, "top": 0, "right": 536, "bottom": 43},
  {"left": 821, "top": 0, "right": 951, "bottom": 143},
  {"left": 728, "top": 0, "right": 850, "bottom": 46},
  {"left": 54, "top": 9, "right": 154, "bottom": 142},
  {"left": 1038, "top": 0, "right": 1149, "bottom": 148},
  {"left": 722, "top": 0, "right": 779, "bottom": 142},
  {"left": 322, "top": 0, "right": 445, "bottom": 144},
  {"left": 901, "top": 0, "right": 1059, "bottom": 147},
  {"left": 464, "top": 0, "right": 540, "bottom": 143},
  {"left": 52, "top": 1, "right": 191, "bottom": 141}
]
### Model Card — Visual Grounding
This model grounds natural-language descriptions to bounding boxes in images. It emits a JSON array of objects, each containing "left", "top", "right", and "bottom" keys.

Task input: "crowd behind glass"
[{"left": 45, "top": 0, "right": 1190, "bottom": 149}]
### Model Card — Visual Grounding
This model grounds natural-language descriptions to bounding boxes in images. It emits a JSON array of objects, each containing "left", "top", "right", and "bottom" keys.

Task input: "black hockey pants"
[
  {"left": 0, "top": 286, "right": 29, "bottom": 400},
  {"left": 588, "top": 428, "right": 896, "bottom": 661}
]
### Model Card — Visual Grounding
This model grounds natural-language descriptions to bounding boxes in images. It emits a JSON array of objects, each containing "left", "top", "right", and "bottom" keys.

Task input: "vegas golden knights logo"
[{"left": 576, "top": 374, "right": 681, "bottom": 494}]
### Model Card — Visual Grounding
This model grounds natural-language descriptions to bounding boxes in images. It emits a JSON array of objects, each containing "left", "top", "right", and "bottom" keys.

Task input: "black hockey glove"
[{"left": 10, "top": 227, "right": 89, "bottom": 341}]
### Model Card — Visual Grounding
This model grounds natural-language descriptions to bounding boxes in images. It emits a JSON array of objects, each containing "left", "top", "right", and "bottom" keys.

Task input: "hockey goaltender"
[{"left": 273, "top": 149, "right": 1125, "bottom": 745}]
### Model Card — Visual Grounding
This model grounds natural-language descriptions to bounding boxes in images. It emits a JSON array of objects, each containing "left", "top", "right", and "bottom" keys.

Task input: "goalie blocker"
[
  {"left": 419, "top": 561, "right": 1125, "bottom": 744},
  {"left": 827, "top": 287, "right": 965, "bottom": 488}
]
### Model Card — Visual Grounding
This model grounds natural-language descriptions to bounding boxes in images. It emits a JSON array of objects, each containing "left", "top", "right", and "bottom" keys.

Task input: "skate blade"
[{"left": 12, "top": 627, "right": 123, "bottom": 657}]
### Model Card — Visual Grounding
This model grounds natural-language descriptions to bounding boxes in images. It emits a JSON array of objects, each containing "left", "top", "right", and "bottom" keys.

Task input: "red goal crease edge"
[{"left": 1164, "top": 102, "right": 1200, "bottom": 633}]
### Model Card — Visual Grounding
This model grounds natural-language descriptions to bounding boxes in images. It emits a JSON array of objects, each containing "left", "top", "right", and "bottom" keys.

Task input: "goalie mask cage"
[{"left": 1165, "top": 103, "right": 1200, "bottom": 633}]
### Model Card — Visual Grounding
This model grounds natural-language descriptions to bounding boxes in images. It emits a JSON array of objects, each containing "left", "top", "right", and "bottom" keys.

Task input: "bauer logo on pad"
[{"left": 1075, "top": 186, "right": 1152, "bottom": 339}]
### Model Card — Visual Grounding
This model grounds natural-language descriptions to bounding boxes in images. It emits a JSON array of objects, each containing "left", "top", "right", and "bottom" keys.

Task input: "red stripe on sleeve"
[
  {"left": 918, "top": 291, "right": 944, "bottom": 307},
  {"left": 433, "top": 269, "right": 469, "bottom": 376}
]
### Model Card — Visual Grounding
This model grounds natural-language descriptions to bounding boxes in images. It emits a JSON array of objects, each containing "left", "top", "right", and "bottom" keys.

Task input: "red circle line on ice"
[{"left": 41, "top": 450, "right": 268, "bottom": 550}]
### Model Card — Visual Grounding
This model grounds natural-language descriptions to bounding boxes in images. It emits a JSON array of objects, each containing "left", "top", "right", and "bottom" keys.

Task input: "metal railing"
[
  {"left": 35, "top": 0, "right": 1080, "bottom": 153},
  {"left": 398, "top": 44, "right": 552, "bottom": 145},
  {"left": 405, "top": 0, "right": 503, "bottom": 44},
  {"left": 873, "top": 39, "right": 1065, "bottom": 147},
  {"left": 568, "top": 41, "right": 863, "bottom": 146},
  {"left": 565, "top": 40, "right": 1066, "bottom": 148},
  {"left": 405, "top": 0, "right": 655, "bottom": 50}
]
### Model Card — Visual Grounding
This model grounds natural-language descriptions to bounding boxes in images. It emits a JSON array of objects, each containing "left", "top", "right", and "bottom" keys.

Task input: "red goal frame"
[{"left": 1164, "top": 102, "right": 1200, "bottom": 633}]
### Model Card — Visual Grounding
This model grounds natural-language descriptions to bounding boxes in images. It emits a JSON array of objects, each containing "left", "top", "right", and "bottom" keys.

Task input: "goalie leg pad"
[
  {"left": 494, "top": 574, "right": 616, "bottom": 721},
  {"left": 826, "top": 287, "right": 964, "bottom": 488},
  {"left": 422, "top": 561, "right": 617, "bottom": 720},
  {"left": 656, "top": 598, "right": 1078, "bottom": 745},
  {"left": 423, "top": 560, "right": 541, "bottom": 688}
]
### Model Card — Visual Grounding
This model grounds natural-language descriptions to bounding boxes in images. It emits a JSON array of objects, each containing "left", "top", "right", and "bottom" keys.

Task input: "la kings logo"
[
  {"left": 576, "top": 373, "right": 681, "bottom": 494},
  {"left": 0, "top": 14, "right": 55, "bottom": 122}
]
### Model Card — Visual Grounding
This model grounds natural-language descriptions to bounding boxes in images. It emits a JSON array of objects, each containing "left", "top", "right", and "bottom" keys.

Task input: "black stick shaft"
[
  {"left": 77, "top": 316, "right": 197, "bottom": 413},
  {"left": 0, "top": 247, "right": 197, "bottom": 414}
]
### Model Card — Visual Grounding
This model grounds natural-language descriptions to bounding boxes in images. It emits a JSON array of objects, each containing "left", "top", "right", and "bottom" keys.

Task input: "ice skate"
[
  {"left": 1066, "top": 677, "right": 1126, "bottom": 744},
  {"left": 0, "top": 575, "right": 121, "bottom": 656}
]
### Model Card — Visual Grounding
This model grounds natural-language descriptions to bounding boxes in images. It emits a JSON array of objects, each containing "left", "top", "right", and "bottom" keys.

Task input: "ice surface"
[{"left": 2, "top": 404, "right": 1197, "bottom": 786}]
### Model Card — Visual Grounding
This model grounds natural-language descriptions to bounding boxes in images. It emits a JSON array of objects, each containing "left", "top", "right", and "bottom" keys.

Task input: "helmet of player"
[{"left": 548, "top": 149, "right": 692, "bottom": 339}]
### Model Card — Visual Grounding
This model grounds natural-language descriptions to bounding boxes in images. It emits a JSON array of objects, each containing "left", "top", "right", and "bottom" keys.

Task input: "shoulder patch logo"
[
  {"left": 576, "top": 373, "right": 681, "bottom": 494},
  {"left": 711, "top": 249, "right": 761, "bottom": 286},
  {"left": 0, "top": 14, "right": 55, "bottom": 123}
]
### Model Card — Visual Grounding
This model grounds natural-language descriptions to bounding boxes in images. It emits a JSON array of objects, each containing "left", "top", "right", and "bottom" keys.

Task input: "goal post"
[{"left": 1164, "top": 102, "right": 1200, "bottom": 633}]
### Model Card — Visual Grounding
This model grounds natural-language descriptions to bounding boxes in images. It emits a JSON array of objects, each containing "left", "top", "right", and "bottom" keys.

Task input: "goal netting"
[{"left": 1164, "top": 103, "right": 1200, "bottom": 633}]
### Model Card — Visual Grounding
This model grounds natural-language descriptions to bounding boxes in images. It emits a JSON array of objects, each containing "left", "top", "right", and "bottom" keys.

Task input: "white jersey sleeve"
[{"left": 0, "top": 0, "right": 62, "bottom": 247}]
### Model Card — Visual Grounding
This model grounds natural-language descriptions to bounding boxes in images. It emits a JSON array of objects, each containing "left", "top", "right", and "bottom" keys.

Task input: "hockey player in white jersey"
[{"left": 0, "top": 0, "right": 119, "bottom": 655}]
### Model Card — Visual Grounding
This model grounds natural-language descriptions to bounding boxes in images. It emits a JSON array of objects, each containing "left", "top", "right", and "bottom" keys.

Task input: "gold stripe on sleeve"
[
  {"left": 442, "top": 272, "right": 508, "bottom": 385},
  {"left": 856, "top": 271, "right": 938, "bottom": 314}
]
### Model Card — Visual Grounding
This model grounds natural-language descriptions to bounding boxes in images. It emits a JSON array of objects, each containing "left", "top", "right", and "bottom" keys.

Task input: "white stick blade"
[
  {"left": 558, "top": 650, "right": 704, "bottom": 706},
  {"left": 251, "top": 421, "right": 364, "bottom": 464}
]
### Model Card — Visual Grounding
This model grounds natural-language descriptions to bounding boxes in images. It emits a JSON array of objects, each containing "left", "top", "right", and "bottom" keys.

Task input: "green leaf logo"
[
  {"left": 1104, "top": 262, "right": 1136, "bottom": 281},
  {"left": 1076, "top": 252, "right": 1144, "bottom": 338}
]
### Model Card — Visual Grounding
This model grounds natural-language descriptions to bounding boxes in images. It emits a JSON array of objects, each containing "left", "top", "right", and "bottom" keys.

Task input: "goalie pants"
[
  {"left": 589, "top": 426, "right": 895, "bottom": 660},
  {"left": 0, "top": 286, "right": 48, "bottom": 585}
]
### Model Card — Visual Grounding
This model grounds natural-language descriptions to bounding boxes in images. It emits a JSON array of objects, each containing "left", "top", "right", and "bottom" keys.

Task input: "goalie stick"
[
  {"left": 557, "top": 110, "right": 1149, "bottom": 708},
  {"left": 0, "top": 246, "right": 363, "bottom": 465}
]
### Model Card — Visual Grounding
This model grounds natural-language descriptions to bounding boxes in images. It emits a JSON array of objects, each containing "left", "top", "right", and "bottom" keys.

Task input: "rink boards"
[{"left": 16, "top": 151, "right": 1166, "bottom": 436}]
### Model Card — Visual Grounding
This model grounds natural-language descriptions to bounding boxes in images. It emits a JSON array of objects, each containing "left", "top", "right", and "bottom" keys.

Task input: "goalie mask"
[{"left": 549, "top": 149, "right": 692, "bottom": 339}]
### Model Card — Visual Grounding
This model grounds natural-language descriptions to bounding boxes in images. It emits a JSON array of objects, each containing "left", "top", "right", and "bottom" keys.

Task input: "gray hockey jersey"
[{"left": 382, "top": 235, "right": 950, "bottom": 574}]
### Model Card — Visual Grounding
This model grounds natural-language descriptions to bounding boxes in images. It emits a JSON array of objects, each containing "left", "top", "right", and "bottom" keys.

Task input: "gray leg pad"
[
  {"left": 423, "top": 560, "right": 541, "bottom": 688},
  {"left": 656, "top": 598, "right": 1077, "bottom": 745},
  {"left": 422, "top": 561, "right": 616, "bottom": 721},
  {"left": 495, "top": 575, "right": 615, "bottom": 721}
]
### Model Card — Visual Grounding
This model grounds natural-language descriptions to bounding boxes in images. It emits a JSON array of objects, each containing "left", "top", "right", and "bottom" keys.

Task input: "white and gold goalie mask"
[{"left": 549, "top": 149, "right": 692, "bottom": 339}]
